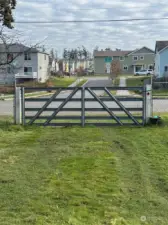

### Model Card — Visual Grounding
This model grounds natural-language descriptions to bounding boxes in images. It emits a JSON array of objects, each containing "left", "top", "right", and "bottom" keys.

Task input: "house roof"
[
  {"left": 0, "top": 43, "right": 49, "bottom": 55},
  {"left": 155, "top": 41, "right": 168, "bottom": 52},
  {"left": 128, "top": 46, "right": 154, "bottom": 55},
  {"left": 94, "top": 50, "right": 133, "bottom": 57}
]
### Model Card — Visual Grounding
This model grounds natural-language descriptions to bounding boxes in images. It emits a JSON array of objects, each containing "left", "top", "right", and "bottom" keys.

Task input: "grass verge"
[
  {"left": 0, "top": 77, "right": 77, "bottom": 100},
  {"left": 76, "top": 79, "right": 87, "bottom": 87},
  {"left": 153, "top": 89, "right": 168, "bottom": 97},
  {"left": 51, "top": 77, "right": 77, "bottom": 87},
  {"left": 126, "top": 76, "right": 149, "bottom": 87},
  {"left": 1, "top": 116, "right": 168, "bottom": 224},
  {"left": 126, "top": 76, "right": 149, "bottom": 95}
]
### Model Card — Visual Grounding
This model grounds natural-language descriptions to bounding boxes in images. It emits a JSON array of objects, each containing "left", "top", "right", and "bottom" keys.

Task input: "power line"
[
  {"left": 61, "top": 5, "right": 163, "bottom": 11},
  {"left": 14, "top": 17, "right": 168, "bottom": 24}
]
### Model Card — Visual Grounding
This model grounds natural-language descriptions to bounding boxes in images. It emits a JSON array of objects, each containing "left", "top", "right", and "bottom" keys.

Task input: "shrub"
[{"left": 0, "top": 86, "right": 14, "bottom": 94}]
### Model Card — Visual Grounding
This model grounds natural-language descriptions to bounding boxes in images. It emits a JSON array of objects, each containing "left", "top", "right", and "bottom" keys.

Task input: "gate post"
[
  {"left": 81, "top": 87, "right": 85, "bottom": 127},
  {"left": 15, "top": 87, "right": 22, "bottom": 125},
  {"left": 144, "top": 83, "right": 152, "bottom": 124}
]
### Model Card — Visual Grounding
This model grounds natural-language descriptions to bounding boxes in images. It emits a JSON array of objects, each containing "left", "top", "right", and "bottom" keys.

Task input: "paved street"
[
  {"left": 84, "top": 78, "right": 112, "bottom": 87},
  {"left": 0, "top": 77, "right": 168, "bottom": 116}
]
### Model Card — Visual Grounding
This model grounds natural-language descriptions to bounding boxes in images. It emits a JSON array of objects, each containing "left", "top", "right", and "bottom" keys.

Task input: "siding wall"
[
  {"left": 160, "top": 49, "right": 168, "bottom": 77},
  {"left": 0, "top": 52, "right": 38, "bottom": 84},
  {"left": 94, "top": 57, "right": 106, "bottom": 74},
  {"left": 37, "top": 53, "right": 49, "bottom": 82},
  {"left": 94, "top": 54, "right": 155, "bottom": 75},
  {"left": 155, "top": 52, "right": 160, "bottom": 77}
]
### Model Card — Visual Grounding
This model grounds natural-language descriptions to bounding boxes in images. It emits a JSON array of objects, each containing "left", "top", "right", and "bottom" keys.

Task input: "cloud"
[{"left": 10, "top": 0, "right": 168, "bottom": 56}]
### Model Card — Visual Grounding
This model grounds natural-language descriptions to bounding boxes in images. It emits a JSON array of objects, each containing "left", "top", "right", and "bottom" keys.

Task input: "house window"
[
  {"left": 133, "top": 56, "right": 138, "bottom": 61},
  {"left": 148, "top": 65, "right": 154, "bottom": 70},
  {"left": 123, "top": 65, "right": 128, "bottom": 70},
  {"left": 24, "top": 53, "right": 31, "bottom": 60},
  {"left": 140, "top": 56, "right": 144, "bottom": 60},
  {"left": 44, "top": 54, "right": 46, "bottom": 60},
  {"left": 164, "top": 66, "right": 168, "bottom": 72},
  {"left": 24, "top": 67, "right": 32, "bottom": 74},
  {"left": 120, "top": 56, "right": 125, "bottom": 61},
  {"left": 7, "top": 53, "right": 13, "bottom": 62}
]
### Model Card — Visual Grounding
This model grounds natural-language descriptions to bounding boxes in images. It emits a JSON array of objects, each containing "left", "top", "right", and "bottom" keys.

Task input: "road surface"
[{"left": 0, "top": 77, "right": 168, "bottom": 116}]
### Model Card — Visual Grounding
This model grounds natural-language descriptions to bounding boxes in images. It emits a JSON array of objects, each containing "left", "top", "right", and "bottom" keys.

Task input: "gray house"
[
  {"left": 0, "top": 44, "right": 49, "bottom": 84},
  {"left": 94, "top": 47, "right": 155, "bottom": 74}
]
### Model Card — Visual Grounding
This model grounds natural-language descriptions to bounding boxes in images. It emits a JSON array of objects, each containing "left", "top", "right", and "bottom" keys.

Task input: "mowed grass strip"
[
  {"left": 1, "top": 117, "right": 168, "bottom": 224},
  {"left": 51, "top": 77, "right": 77, "bottom": 87},
  {"left": 76, "top": 79, "right": 87, "bottom": 87},
  {"left": 126, "top": 76, "right": 149, "bottom": 87}
]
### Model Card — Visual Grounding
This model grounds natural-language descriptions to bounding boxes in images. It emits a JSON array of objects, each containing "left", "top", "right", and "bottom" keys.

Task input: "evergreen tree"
[{"left": 0, "top": 0, "right": 16, "bottom": 28}]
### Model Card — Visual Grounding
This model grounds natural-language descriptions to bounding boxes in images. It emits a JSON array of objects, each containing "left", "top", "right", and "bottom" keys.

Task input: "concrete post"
[
  {"left": 145, "top": 84, "right": 152, "bottom": 124},
  {"left": 15, "top": 87, "right": 22, "bottom": 124}
]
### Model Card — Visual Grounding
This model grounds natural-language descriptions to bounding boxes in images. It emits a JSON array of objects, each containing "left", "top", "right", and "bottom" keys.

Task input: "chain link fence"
[{"left": 152, "top": 75, "right": 168, "bottom": 116}]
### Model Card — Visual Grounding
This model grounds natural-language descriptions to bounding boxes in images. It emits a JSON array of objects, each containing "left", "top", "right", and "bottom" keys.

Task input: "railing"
[{"left": 15, "top": 72, "right": 37, "bottom": 79}]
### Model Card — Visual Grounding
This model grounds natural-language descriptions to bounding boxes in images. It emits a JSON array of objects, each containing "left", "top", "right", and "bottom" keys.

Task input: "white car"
[{"left": 134, "top": 69, "right": 154, "bottom": 76}]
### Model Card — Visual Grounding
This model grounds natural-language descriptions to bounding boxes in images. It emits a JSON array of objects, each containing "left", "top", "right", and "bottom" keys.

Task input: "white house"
[
  {"left": 49, "top": 58, "right": 59, "bottom": 73},
  {"left": 0, "top": 43, "right": 50, "bottom": 84}
]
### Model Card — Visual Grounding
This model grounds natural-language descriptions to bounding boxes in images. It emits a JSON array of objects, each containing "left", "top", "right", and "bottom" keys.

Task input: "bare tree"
[
  {"left": 50, "top": 48, "right": 54, "bottom": 60},
  {"left": 109, "top": 60, "right": 121, "bottom": 81}
]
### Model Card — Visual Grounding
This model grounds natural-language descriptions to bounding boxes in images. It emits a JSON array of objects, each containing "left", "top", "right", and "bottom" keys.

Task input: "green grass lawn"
[
  {"left": 126, "top": 76, "right": 149, "bottom": 87},
  {"left": 153, "top": 89, "right": 168, "bottom": 96},
  {"left": 1, "top": 117, "right": 168, "bottom": 224},
  {"left": 125, "top": 77, "right": 168, "bottom": 97},
  {"left": 51, "top": 77, "right": 77, "bottom": 87},
  {"left": 76, "top": 79, "right": 87, "bottom": 87}
]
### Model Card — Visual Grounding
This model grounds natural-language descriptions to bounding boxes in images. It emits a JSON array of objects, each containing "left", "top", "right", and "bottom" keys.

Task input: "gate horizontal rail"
[
  {"left": 25, "top": 116, "right": 143, "bottom": 120},
  {"left": 25, "top": 97, "right": 143, "bottom": 102},
  {"left": 14, "top": 85, "right": 150, "bottom": 127},
  {"left": 25, "top": 108, "right": 143, "bottom": 112},
  {"left": 31, "top": 123, "right": 142, "bottom": 127},
  {"left": 24, "top": 86, "right": 143, "bottom": 91}
]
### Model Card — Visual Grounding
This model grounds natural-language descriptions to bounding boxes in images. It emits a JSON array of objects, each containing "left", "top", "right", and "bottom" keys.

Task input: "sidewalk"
[{"left": 116, "top": 77, "right": 130, "bottom": 96}]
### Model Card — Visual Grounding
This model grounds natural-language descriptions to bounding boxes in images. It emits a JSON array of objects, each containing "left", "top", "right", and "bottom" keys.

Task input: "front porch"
[{"left": 133, "top": 64, "right": 145, "bottom": 73}]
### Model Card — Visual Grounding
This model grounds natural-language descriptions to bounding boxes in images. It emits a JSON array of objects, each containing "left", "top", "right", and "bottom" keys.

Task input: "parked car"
[
  {"left": 134, "top": 69, "right": 154, "bottom": 76},
  {"left": 87, "top": 69, "right": 94, "bottom": 75}
]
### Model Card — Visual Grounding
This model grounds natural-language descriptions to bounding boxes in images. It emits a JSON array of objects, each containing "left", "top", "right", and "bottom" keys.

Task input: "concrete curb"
[{"left": 82, "top": 80, "right": 89, "bottom": 87}]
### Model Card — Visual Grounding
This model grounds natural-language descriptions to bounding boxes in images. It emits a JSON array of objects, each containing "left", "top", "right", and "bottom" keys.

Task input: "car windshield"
[{"left": 140, "top": 70, "right": 146, "bottom": 72}]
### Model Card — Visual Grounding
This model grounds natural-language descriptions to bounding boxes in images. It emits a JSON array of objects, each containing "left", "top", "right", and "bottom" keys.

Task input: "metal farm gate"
[{"left": 14, "top": 85, "right": 152, "bottom": 127}]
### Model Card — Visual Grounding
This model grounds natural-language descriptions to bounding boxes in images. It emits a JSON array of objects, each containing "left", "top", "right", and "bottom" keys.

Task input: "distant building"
[
  {"left": 155, "top": 41, "right": 168, "bottom": 77},
  {"left": 0, "top": 43, "right": 50, "bottom": 84},
  {"left": 94, "top": 47, "right": 154, "bottom": 74}
]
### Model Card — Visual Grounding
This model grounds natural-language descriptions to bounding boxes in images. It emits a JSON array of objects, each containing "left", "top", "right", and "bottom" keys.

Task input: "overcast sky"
[{"left": 12, "top": 0, "right": 168, "bottom": 56}]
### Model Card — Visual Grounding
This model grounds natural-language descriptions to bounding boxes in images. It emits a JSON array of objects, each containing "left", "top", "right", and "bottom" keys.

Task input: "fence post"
[
  {"left": 13, "top": 87, "right": 16, "bottom": 124},
  {"left": 21, "top": 87, "right": 25, "bottom": 125},
  {"left": 81, "top": 87, "right": 85, "bottom": 127},
  {"left": 15, "top": 87, "right": 22, "bottom": 125},
  {"left": 144, "top": 83, "right": 152, "bottom": 124}
]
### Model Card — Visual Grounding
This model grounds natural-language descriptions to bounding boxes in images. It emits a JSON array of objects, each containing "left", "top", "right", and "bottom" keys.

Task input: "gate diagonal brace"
[
  {"left": 104, "top": 87, "right": 140, "bottom": 125},
  {"left": 44, "top": 88, "right": 79, "bottom": 126},
  {"left": 28, "top": 88, "right": 62, "bottom": 125},
  {"left": 87, "top": 88, "right": 123, "bottom": 125}
]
